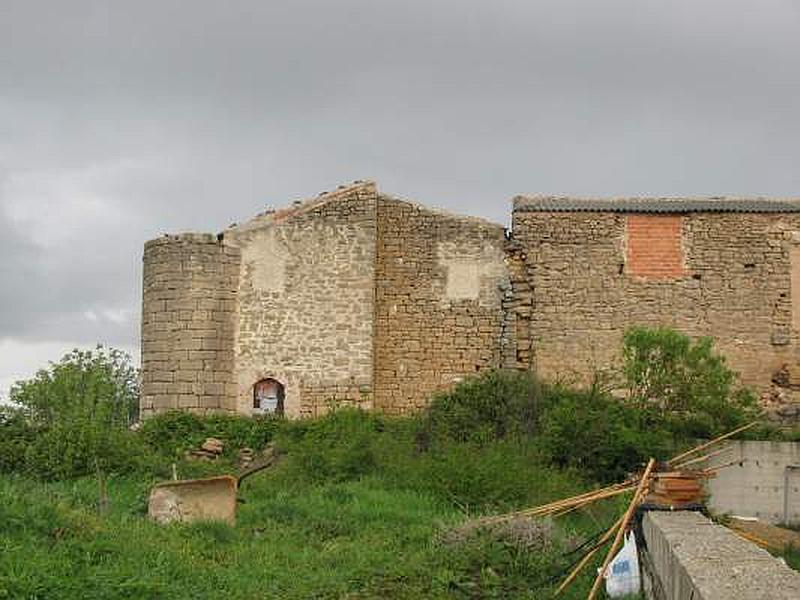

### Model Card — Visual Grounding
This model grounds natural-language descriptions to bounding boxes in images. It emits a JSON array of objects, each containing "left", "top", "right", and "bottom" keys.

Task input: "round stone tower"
[{"left": 140, "top": 233, "right": 241, "bottom": 418}]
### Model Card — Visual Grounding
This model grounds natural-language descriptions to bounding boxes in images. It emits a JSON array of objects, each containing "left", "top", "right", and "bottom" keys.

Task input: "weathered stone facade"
[
  {"left": 222, "top": 183, "right": 377, "bottom": 417},
  {"left": 140, "top": 185, "right": 800, "bottom": 419},
  {"left": 374, "top": 196, "right": 508, "bottom": 413},
  {"left": 141, "top": 234, "right": 240, "bottom": 417},
  {"left": 512, "top": 200, "right": 800, "bottom": 390}
]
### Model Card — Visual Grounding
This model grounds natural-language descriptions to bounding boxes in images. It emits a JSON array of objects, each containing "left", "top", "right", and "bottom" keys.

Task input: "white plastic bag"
[{"left": 604, "top": 531, "right": 641, "bottom": 598}]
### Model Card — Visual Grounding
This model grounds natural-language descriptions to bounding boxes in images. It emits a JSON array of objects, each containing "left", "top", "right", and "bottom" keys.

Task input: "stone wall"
[
  {"left": 140, "top": 234, "right": 240, "bottom": 417},
  {"left": 512, "top": 209, "right": 800, "bottom": 389},
  {"left": 141, "top": 186, "right": 800, "bottom": 420},
  {"left": 373, "top": 195, "right": 509, "bottom": 413},
  {"left": 223, "top": 182, "right": 377, "bottom": 417}
]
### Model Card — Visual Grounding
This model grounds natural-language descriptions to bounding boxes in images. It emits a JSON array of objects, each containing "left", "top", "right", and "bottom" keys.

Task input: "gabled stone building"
[{"left": 140, "top": 181, "right": 800, "bottom": 419}]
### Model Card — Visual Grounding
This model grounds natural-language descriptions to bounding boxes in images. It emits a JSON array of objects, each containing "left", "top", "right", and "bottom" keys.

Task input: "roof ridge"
[
  {"left": 228, "top": 180, "right": 377, "bottom": 232},
  {"left": 378, "top": 193, "right": 505, "bottom": 229},
  {"left": 513, "top": 196, "right": 800, "bottom": 214}
]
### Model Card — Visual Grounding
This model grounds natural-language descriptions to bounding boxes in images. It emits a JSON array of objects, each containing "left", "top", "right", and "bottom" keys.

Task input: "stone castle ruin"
[{"left": 140, "top": 181, "right": 800, "bottom": 419}]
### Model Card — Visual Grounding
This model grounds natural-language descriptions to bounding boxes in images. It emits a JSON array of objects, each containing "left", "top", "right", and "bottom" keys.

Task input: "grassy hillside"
[
  {"left": 2, "top": 331, "right": 767, "bottom": 598},
  {"left": 0, "top": 452, "right": 624, "bottom": 598}
]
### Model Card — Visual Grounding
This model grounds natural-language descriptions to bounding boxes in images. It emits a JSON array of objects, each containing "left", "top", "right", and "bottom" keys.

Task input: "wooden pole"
[
  {"left": 477, "top": 483, "right": 637, "bottom": 526},
  {"left": 703, "top": 457, "right": 748, "bottom": 474},
  {"left": 555, "top": 514, "right": 624, "bottom": 595},
  {"left": 551, "top": 486, "right": 636, "bottom": 518},
  {"left": 673, "top": 445, "right": 732, "bottom": 469},
  {"left": 668, "top": 421, "right": 757, "bottom": 466},
  {"left": 587, "top": 458, "right": 656, "bottom": 600}
]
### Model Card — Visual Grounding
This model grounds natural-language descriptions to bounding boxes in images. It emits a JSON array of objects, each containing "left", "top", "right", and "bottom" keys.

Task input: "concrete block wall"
[
  {"left": 706, "top": 441, "right": 800, "bottom": 524},
  {"left": 642, "top": 511, "right": 800, "bottom": 599},
  {"left": 140, "top": 234, "right": 240, "bottom": 417}
]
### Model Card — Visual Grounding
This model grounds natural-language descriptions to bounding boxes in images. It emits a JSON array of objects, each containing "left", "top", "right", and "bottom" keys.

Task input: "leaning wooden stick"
[
  {"left": 484, "top": 485, "right": 636, "bottom": 524},
  {"left": 673, "top": 445, "right": 732, "bottom": 469},
  {"left": 668, "top": 421, "right": 757, "bottom": 466},
  {"left": 587, "top": 458, "right": 656, "bottom": 600},
  {"left": 475, "top": 481, "right": 636, "bottom": 526},
  {"left": 554, "top": 514, "right": 625, "bottom": 596},
  {"left": 551, "top": 486, "right": 637, "bottom": 518},
  {"left": 704, "top": 457, "right": 748, "bottom": 474}
]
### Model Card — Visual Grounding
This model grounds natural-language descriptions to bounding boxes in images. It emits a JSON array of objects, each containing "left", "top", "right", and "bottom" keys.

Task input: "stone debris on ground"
[
  {"left": 186, "top": 437, "right": 225, "bottom": 461},
  {"left": 237, "top": 447, "right": 255, "bottom": 468}
]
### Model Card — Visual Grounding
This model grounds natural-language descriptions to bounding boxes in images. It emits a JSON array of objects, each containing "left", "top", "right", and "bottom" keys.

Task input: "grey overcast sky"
[{"left": 1, "top": 0, "right": 799, "bottom": 396}]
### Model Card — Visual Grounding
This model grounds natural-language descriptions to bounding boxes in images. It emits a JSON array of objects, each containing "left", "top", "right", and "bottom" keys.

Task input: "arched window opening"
[{"left": 253, "top": 378, "right": 285, "bottom": 415}]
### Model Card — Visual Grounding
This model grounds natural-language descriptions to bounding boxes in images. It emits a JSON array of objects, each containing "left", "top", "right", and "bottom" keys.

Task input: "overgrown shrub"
[
  {"left": 276, "top": 408, "right": 388, "bottom": 482},
  {"left": 381, "top": 438, "right": 585, "bottom": 512},
  {"left": 138, "top": 410, "right": 280, "bottom": 458},
  {"left": 622, "top": 327, "right": 759, "bottom": 437},
  {"left": 426, "top": 520, "right": 575, "bottom": 598},
  {"left": 536, "top": 386, "right": 672, "bottom": 482},
  {"left": 3, "top": 346, "right": 149, "bottom": 480},
  {"left": 23, "top": 420, "right": 152, "bottom": 480},
  {"left": 268, "top": 406, "right": 583, "bottom": 512},
  {"left": 0, "top": 407, "right": 42, "bottom": 474},
  {"left": 10, "top": 346, "right": 139, "bottom": 427},
  {"left": 420, "top": 370, "right": 544, "bottom": 446}
]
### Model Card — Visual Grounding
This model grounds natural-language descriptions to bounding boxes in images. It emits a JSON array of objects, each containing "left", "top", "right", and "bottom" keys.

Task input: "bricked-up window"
[
  {"left": 626, "top": 214, "right": 685, "bottom": 278},
  {"left": 253, "top": 378, "right": 285, "bottom": 415}
]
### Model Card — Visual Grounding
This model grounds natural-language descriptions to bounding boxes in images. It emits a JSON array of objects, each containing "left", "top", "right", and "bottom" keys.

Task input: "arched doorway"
[{"left": 253, "top": 378, "right": 285, "bottom": 415}]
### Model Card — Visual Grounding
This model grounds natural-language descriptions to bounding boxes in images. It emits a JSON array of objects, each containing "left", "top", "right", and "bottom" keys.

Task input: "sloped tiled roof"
[{"left": 513, "top": 196, "right": 800, "bottom": 214}]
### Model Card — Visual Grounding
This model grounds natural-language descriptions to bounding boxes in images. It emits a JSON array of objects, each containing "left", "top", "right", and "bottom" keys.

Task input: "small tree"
[
  {"left": 7, "top": 346, "right": 144, "bottom": 480},
  {"left": 621, "top": 327, "right": 758, "bottom": 436},
  {"left": 10, "top": 346, "right": 139, "bottom": 428}
]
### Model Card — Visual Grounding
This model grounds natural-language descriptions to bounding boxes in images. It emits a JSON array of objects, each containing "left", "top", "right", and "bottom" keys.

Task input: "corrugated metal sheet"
[{"left": 513, "top": 196, "right": 800, "bottom": 214}]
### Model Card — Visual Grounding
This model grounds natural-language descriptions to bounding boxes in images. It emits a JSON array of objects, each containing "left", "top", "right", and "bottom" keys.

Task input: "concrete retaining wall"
[
  {"left": 705, "top": 441, "right": 800, "bottom": 524},
  {"left": 641, "top": 511, "right": 800, "bottom": 599}
]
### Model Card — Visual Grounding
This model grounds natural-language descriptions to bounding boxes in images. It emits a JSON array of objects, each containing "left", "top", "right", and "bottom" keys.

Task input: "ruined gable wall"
[
  {"left": 512, "top": 210, "right": 800, "bottom": 389},
  {"left": 224, "top": 183, "right": 378, "bottom": 417},
  {"left": 373, "top": 196, "right": 510, "bottom": 413},
  {"left": 140, "top": 234, "right": 240, "bottom": 417}
]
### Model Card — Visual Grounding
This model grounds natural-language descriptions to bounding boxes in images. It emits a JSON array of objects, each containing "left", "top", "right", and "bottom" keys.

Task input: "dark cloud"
[{"left": 1, "top": 0, "right": 800, "bottom": 386}]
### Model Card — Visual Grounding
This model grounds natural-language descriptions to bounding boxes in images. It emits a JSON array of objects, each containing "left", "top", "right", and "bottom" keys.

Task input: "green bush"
[
  {"left": 427, "top": 522, "right": 572, "bottom": 598},
  {"left": 138, "top": 410, "right": 281, "bottom": 458},
  {"left": 0, "top": 407, "right": 42, "bottom": 474},
  {"left": 382, "top": 438, "right": 585, "bottom": 512},
  {"left": 23, "top": 421, "right": 153, "bottom": 481},
  {"left": 420, "top": 370, "right": 544, "bottom": 446},
  {"left": 622, "top": 327, "right": 759, "bottom": 437},
  {"left": 536, "top": 386, "right": 672, "bottom": 482},
  {"left": 10, "top": 346, "right": 138, "bottom": 427},
  {"left": 276, "top": 408, "right": 387, "bottom": 483},
  {"left": 3, "top": 347, "right": 149, "bottom": 480}
]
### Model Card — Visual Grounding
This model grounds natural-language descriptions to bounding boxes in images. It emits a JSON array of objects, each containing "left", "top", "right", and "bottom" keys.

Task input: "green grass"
[
  {"left": 7, "top": 366, "right": 706, "bottom": 599},
  {"left": 772, "top": 543, "right": 800, "bottom": 572},
  {"left": 0, "top": 463, "right": 625, "bottom": 599}
]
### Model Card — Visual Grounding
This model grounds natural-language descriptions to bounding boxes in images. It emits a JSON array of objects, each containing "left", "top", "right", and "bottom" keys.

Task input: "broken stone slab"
[
  {"left": 201, "top": 437, "right": 224, "bottom": 454},
  {"left": 185, "top": 449, "right": 218, "bottom": 461},
  {"left": 237, "top": 447, "right": 255, "bottom": 468},
  {"left": 148, "top": 475, "right": 237, "bottom": 525}
]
